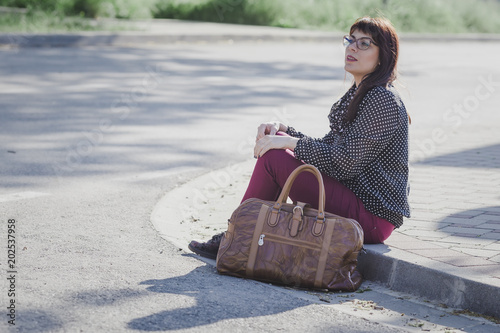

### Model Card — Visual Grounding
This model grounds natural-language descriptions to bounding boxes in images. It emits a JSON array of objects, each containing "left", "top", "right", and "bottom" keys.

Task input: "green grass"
[
  {"left": 0, "top": 0, "right": 156, "bottom": 18},
  {"left": 151, "top": 0, "right": 500, "bottom": 33},
  {"left": 0, "top": 0, "right": 156, "bottom": 32},
  {"left": 0, "top": 10, "right": 137, "bottom": 32},
  {"left": 1, "top": 0, "right": 500, "bottom": 33},
  {"left": 152, "top": 0, "right": 277, "bottom": 26}
]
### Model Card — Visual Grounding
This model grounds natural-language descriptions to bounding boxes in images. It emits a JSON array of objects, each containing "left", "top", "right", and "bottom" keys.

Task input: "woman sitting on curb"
[{"left": 189, "top": 16, "right": 411, "bottom": 259}]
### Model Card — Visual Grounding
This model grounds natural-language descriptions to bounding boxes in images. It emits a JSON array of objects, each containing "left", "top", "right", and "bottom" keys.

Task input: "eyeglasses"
[{"left": 343, "top": 35, "right": 377, "bottom": 50}]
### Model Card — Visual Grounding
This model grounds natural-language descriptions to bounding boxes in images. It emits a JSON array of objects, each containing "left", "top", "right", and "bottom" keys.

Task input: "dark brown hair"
[{"left": 345, "top": 16, "right": 399, "bottom": 122}]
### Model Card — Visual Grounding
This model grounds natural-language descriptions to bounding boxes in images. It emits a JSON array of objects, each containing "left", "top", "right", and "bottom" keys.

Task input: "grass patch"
[
  {"left": 0, "top": 10, "right": 135, "bottom": 32},
  {"left": 152, "top": 0, "right": 277, "bottom": 26},
  {"left": 0, "top": 0, "right": 499, "bottom": 33},
  {"left": 150, "top": 0, "right": 351, "bottom": 30},
  {"left": 0, "top": 0, "right": 156, "bottom": 19},
  {"left": 0, "top": 0, "right": 156, "bottom": 32},
  {"left": 151, "top": 0, "right": 500, "bottom": 33}
]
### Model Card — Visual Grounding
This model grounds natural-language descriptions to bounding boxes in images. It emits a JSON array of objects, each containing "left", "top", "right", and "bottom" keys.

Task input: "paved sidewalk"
[
  {"left": 3, "top": 16, "right": 498, "bottom": 322},
  {"left": 0, "top": 19, "right": 341, "bottom": 47},
  {"left": 1, "top": 18, "right": 500, "bottom": 47},
  {"left": 108, "top": 19, "right": 500, "bottom": 321},
  {"left": 62, "top": 18, "right": 500, "bottom": 321},
  {"left": 153, "top": 151, "right": 500, "bottom": 320}
]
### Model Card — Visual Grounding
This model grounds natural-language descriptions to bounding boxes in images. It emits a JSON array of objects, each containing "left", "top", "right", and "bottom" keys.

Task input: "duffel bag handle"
[{"left": 273, "top": 164, "right": 326, "bottom": 221}]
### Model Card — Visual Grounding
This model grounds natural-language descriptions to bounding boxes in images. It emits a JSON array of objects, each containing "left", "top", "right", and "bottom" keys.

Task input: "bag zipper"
[{"left": 258, "top": 233, "right": 321, "bottom": 252}]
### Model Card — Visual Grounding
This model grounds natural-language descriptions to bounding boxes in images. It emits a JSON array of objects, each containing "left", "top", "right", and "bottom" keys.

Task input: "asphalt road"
[{"left": 1, "top": 40, "right": 499, "bottom": 332}]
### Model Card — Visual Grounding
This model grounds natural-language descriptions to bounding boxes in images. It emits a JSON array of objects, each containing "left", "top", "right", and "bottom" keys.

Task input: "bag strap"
[{"left": 273, "top": 164, "right": 326, "bottom": 221}]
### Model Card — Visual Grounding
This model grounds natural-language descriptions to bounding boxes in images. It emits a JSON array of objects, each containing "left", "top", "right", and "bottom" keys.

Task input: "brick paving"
[
  {"left": 388, "top": 136, "right": 500, "bottom": 282},
  {"left": 143, "top": 26, "right": 500, "bottom": 317}
]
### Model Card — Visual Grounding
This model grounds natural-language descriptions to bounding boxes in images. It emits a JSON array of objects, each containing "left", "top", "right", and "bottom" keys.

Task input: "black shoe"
[{"left": 188, "top": 232, "right": 224, "bottom": 259}]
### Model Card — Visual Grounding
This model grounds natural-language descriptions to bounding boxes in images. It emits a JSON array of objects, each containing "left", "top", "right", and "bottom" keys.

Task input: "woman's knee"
[
  {"left": 261, "top": 148, "right": 295, "bottom": 160},
  {"left": 258, "top": 149, "right": 298, "bottom": 172},
  {"left": 363, "top": 220, "right": 394, "bottom": 244}
]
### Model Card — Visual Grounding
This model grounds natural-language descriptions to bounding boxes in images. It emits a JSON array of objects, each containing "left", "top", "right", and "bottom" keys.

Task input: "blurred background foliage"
[
  {"left": 1, "top": 0, "right": 500, "bottom": 33},
  {"left": 151, "top": 0, "right": 500, "bottom": 33}
]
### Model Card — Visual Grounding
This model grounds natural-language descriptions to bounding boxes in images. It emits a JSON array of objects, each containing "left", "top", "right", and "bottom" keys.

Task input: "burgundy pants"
[{"left": 241, "top": 149, "right": 394, "bottom": 244}]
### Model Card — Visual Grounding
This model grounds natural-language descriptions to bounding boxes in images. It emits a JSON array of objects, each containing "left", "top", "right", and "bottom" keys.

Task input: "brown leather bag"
[{"left": 216, "top": 164, "right": 364, "bottom": 291}]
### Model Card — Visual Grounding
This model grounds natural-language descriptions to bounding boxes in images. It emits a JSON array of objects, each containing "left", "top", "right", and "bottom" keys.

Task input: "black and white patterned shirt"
[{"left": 287, "top": 85, "right": 410, "bottom": 227}]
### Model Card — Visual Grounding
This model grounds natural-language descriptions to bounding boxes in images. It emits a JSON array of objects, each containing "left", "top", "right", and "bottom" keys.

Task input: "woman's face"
[{"left": 344, "top": 29, "right": 380, "bottom": 86}]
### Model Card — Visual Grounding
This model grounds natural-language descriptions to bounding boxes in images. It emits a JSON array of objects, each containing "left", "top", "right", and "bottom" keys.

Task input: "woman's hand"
[
  {"left": 254, "top": 135, "right": 299, "bottom": 158},
  {"left": 256, "top": 121, "right": 288, "bottom": 141}
]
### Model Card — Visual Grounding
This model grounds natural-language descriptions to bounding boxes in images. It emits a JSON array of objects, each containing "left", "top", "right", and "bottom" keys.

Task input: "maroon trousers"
[{"left": 241, "top": 149, "right": 395, "bottom": 244}]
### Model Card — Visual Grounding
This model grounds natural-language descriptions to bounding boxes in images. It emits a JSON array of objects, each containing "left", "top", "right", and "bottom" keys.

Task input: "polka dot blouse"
[{"left": 287, "top": 85, "right": 411, "bottom": 228}]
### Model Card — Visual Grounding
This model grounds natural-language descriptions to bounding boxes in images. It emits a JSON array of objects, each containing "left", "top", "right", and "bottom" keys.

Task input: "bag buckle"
[
  {"left": 312, "top": 216, "right": 326, "bottom": 236},
  {"left": 289, "top": 205, "right": 305, "bottom": 237},
  {"left": 293, "top": 205, "right": 304, "bottom": 216}
]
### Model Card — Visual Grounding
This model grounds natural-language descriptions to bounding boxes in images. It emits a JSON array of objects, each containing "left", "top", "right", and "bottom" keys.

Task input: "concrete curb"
[
  {"left": 151, "top": 160, "right": 500, "bottom": 320},
  {"left": 358, "top": 246, "right": 500, "bottom": 319},
  {"left": 1, "top": 19, "right": 500, "bottom": 47}
]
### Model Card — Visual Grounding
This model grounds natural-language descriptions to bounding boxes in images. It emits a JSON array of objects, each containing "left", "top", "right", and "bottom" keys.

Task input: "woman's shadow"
[{"left": 127, "top": 259, "right": 311, "bottom": 331}]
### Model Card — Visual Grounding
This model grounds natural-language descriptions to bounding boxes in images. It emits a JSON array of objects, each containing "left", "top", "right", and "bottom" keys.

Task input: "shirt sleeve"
[
  {"left": 286, "top": 126, "right": 335, "bottom": 143},
  {"left": 293, "top": 88, "right": 401, "bottom": 180},
  {"left": 285, "top": 126, "right": 308, "bottom": 139}
]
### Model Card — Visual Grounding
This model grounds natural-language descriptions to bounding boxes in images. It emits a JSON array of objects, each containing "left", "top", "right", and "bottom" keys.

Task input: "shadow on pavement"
[
  {"left": 0, "top": 46, "right": 344, "bottom": 187},
  {"left": 127, "top": 263, "right": 310, "bottom": 331},
  {"left": 416, "top": 143, "right": 500, "bottom": 168},
  {"left": 444, "top": 206, "right": 500, "bottom": 221},
  {"left": 70, "top": 288, "right": 148, "bottom": 306},
  {"left": 15, "top": 309, "right": 63, "bottom": 333},
  {"left": 438, "top": 206, "right": 500, "bottom": 251}
]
